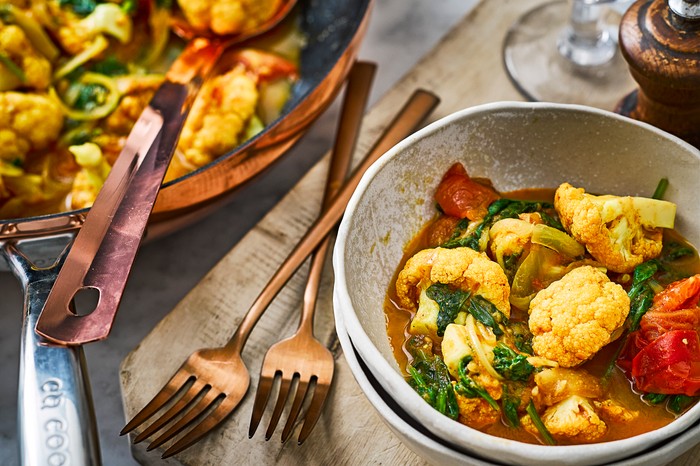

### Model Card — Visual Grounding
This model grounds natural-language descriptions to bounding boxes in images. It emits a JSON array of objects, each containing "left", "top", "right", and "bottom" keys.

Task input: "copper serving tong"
[{"left": 35, "top": 3, "right": 298, "bottom": 346}]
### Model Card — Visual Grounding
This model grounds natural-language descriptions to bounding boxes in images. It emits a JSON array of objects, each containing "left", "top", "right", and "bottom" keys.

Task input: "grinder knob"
[{"left": 616, "top": 0, "right": 700, "bottom": 147}]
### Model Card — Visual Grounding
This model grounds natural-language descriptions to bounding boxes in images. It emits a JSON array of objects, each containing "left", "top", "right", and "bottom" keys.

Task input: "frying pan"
[{"left": 0, "top": 0, "right": 372, "bottom": 462}]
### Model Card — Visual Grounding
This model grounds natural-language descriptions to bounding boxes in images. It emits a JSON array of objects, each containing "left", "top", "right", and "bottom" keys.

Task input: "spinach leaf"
[
  {"left": 455, "top": 358, "right": 500, "bottom": 412},
  {"left": 662, "top": 241, "right": 695, "bottom": 262},
  {"left": 59, "top": 0, "right": 98, "bottom": 15},
  {"left": 510, "top": 321, "right": 534, "bottom": 355},
  {"left": 492, "top": 343, "right": 535, "bottom": 382},
  {"left": 652, "top": 177, "right": 669, "bottom": 200},
  {"left": 426, "top": 283, "right": 470, "bottom": 337},
  {"left": 642, "top": 393, "right": 668, "bottom": 405},
  {"left": 70, "top": 83, "right": 109, "bottom": 111},
  {"left": 668, "top": 395, "right": 695, "bottom": 414},
  {"left": 441, "top": 199, "right": 558, "bottom": 251},
  {"left": 627, "top": 261, "right": 659, "bottom": 331},
  {"left": 467, "top": 295, "right": 505, "bottom": 336},
  {"left": 502, "top": 383, "right": 525, "bottom": 427},
  {"left": 526, "top": 400, "right": 556, "bottom": 445},
  {"left": 407, "top": 347, "right": 459, "bottom": 420},
  {"left": 93, "top": 56, "right": 129, "bottom": 76}
]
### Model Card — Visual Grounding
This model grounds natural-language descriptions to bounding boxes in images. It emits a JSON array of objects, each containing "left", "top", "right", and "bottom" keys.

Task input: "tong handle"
[
  {"left": 3, "top": 242, "right": 102, "bottom": 466},
  {"left": 36, "top": 40, "right": 223, "bottom": 345}
]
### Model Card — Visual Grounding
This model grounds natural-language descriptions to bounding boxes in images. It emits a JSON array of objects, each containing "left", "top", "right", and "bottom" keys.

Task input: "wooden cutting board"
[{"left": 119, "top": 0, "right": 700, "bottom": 464}]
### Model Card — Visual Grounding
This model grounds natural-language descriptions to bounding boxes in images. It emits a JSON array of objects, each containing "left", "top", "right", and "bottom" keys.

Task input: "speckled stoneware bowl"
[{"left": 332, "top": 102, "right": 700, "bottom": 466}]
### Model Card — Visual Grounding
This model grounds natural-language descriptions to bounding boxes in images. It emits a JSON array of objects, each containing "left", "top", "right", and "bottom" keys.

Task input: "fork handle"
[
  {"left": 226, "top": 88, "right": 440, "bottom": 352},
  {"left": 296, "top": 62, "right": 376, "bottom": 334}
]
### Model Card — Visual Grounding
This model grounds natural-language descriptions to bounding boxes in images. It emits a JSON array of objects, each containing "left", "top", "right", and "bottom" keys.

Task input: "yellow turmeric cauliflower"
[
  {"left": 42, "top": 2, "right": 133, "bottom": 55},
  {"left": 104, "top": 76, "right": 164, "bottom": 135},
  {"left": 0, "top": 22, "right": 52, "bottom": 90},
  {"left": 68, "top": 142, "right": 110, "bottom": 209},
  {"left": 396, "top": 247, "right": 510, "bottom": 341},
  {"left": 528, "top": 265, "right": 629, "bottom": 367},
  {"left": 177, "top": 0, "right": 284, "bottom": 36},
  {"left": 488, "top": 218, "right": 534, "bottom": 272},
  {"left": 522, "top": 395, "right": 607, "bottom": 443},
  {"left": 174, "top": 64, "right": 259, "bottom": 175},
  {"left": 453, "top": 387, "right": 500, "bottom": 429},
  {"left": 531, "top": 367, "right": 602, "bottom": 408},
  {"left": 0, "top": 91, "right": 63, "bottom": 163},
  {"left": 554, "top": 182, "right": 676, "bottom": 273}
]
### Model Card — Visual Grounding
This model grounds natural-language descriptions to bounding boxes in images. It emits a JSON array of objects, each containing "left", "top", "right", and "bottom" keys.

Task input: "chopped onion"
[
  {"left": 53, "top": 36, "right": 109, "bottom": 80},
  {"left": 1, "top": 5, "right": 60, "bottom": 61},
  {"left": 531, "top": 223, "right": 585, "bottom": 258},
  {"left": 49, "top": 72, "right": 120, "bottom": 121},
  {"left": 465, "top": 314, "right": 502, "bottom": 380}
]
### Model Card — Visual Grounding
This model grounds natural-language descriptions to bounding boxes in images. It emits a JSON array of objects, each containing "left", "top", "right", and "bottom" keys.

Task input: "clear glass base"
[{"left": 503, "top": 0, "right": 635, "bottom": 110}]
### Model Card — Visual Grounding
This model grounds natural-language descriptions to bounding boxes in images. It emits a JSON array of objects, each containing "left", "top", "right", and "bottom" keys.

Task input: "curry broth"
[{"left": 384, "top": 188, "right": 700, "bottom": 445}]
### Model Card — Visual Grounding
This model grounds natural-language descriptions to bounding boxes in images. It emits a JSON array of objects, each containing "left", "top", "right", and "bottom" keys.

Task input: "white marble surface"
[{"left": 0, "top": 1, "right": 478, "bottom": 464}]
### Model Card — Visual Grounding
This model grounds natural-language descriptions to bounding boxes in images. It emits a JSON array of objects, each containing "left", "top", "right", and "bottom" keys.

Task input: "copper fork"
[
  {"left": 120, "top": 84, "right": 440, "bottom": 458},
  {"left": 246, "top": 63, "right": 377, "bottom": 445}
]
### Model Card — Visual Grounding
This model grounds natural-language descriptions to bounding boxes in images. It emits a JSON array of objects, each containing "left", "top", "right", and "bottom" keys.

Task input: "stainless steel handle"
[{"left": 3, "top": 241, "right": 101, "bottom": 466}]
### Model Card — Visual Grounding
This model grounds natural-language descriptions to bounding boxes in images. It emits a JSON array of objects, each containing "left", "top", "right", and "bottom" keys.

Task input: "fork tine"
[
  {"left": 280, "top": 378, "right": 310, "bottom": 442},
  {"left": 121, "top": 370, "right": 192, "bottom": 435},
  {"left": 161, "top": 396, "right": 236, "bottom": 458},
  {"left": 133, "top": 378, "right": 207, "bottom": 443},
  {"left": 146, "top": 388, "right": 219, "bottom": 451},
  {"left": 249, "top": 374, "right": 275, "bottom": 438},
  {"left": 265, "top": 373, "right": 294, "bottom": 440},
  {"left": 297, "top": 381, "right": 331, "bottom": 445}
]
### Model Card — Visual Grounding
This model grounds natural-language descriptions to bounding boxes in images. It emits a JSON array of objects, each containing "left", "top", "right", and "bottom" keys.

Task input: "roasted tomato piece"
[
  {"left": 631, "top": 329, "right": 700, "bottom": 396},
  {"left": 640, "top": 275, "right": 700, "bottom": 342},
  {"left": 434, "top": 163, "right": 500, "bottom": 221}
]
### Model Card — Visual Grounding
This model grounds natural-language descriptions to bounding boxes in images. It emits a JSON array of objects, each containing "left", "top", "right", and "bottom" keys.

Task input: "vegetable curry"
[
  {"left": 0, "top": 0, "right": 301, "bottom": 219},
  {"left": 385, "top": 162, "right": 700, "bottom": 445}
]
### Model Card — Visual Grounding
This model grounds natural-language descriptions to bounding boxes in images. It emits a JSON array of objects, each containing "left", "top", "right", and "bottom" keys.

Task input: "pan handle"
[{"left": 2, "top": 242, "right": 101, "bottom": 466}]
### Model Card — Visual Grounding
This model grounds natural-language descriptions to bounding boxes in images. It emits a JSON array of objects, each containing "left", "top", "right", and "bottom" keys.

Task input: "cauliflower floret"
[
  {"left": 453, "top": 387, "right": 500, "bottom": 428},
  {"left": 47, "top": 3, "right": 133, "bottom": 55},
  {"left": 442, "top": 322, "right": 502, "bottom": 379},
  {"left": 488, "top": 218, "right": 534, "bottom": 271},
  {"left": 174, "top": 64, "right": 259, "bottom": 174},
  {"left": 0, "top": 91, "right": 63, "bottom": 163},
  {"left": 396, "top": 247, "right": 510, "bottom": 340},
  {"left": 68, "top": 142, "right": 110, "bottom": 209},
  {"left": 528, "top": 265, "right": 629, "bottom": 367},
  {"left": 522, "top": 395, "right": 607, "bottom": 443},
  {"left": 0, "top": 22, "right": 52, "bottom": 90},
  {"left": 593, "top": 399, "right": 639, "bottom": 423},
  {"left": 104, "top": 76, "right": 164, "bottom": 135},
  {"left": 555, "top": 182, "right": 676, "bottom": 273},
  {"left": 532, "top": 368, "right": 602, "bottom": 407},
  {"left": 178, "top": 0, "right": 284, "bottom": 36}
]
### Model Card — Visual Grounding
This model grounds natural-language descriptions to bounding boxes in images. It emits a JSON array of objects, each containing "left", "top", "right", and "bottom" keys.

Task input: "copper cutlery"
[
  {"left": 247, "top": 61, "right": 376, "bottom": 444},
  {"left": 121, "top": 84, "right": 440, "bottom": 457}
]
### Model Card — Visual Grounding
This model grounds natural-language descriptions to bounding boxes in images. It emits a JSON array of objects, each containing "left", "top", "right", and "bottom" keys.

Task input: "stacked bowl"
[{"left": 333, "top": 102, "right": 700, "bottom": 466}]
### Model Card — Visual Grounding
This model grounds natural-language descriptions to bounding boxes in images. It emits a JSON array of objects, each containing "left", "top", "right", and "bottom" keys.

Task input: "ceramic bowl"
[
  {"left": 332, "top": 102, "right": 700, "bottom": 466},
  {"left": 334, "top": 304, "right": 700, "bottom": 466}
]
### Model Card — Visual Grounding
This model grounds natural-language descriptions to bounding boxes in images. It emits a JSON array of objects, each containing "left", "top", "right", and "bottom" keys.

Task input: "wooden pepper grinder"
[{"left": 615, "top": 0, "right": 700, "bottom": 147}]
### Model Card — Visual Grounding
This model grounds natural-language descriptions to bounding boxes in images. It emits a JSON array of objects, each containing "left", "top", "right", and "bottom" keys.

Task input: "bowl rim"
[{"left": 332, "top": 101, "right": 700, "bottom": 465}]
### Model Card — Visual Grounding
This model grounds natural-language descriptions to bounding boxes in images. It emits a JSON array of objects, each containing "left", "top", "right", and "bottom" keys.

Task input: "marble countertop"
[{"left": 0, "top": 1, "right": 478, "bottom": 464}]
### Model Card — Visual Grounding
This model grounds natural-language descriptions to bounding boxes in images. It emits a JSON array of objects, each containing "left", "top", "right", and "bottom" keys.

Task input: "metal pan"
[
  {"left": 0, "top": 1, "right": 372, "bottom": 462},
  {"left": 0, "top": 0, "right": 373, "bottom": 248}
]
